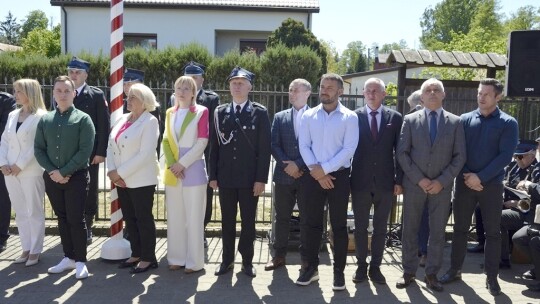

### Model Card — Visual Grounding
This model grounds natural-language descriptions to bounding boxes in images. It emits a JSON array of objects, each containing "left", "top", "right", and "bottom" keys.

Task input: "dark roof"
[
  {"left": 50, "top": 0, "right": 320, "bottom": 11},
  {"left": 386, "top": 49, "right": 506, "bottom": 70}
]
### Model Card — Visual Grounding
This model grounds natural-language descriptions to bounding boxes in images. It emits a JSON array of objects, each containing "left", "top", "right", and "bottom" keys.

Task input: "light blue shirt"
[{"left": 299, "top": 101, "right": 359, "bottom": 175}]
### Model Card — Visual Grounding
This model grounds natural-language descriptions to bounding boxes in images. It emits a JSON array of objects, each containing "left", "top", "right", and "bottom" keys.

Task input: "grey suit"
[
  {"left": 397, "top": 109, "right": 466, "bottom": 276},
  {"left": 350, "top": 106, "right": 403, "bottom": 268},
  {"left": 271, "top": 107, "right": 308, "bottom": 258}
]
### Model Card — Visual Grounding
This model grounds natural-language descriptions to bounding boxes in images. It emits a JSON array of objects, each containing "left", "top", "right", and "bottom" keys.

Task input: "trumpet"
[{"left": 517, "top": 198, "right": 531, "bottom": 213}]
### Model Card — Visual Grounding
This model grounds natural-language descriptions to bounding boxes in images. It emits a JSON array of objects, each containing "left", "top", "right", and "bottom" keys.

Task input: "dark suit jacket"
[
  {"left": 0, "top": 92, "right": 16, "bottom": 135},
  {"left": 350, "top": 106, "right": 403, "bottom": 192},
  {"left": 397, "top": 109, "right": 466, "bottom": 193},
  {"left": 209, "top": 100, "right": 271, "bottom": 188},
  {"left": 271, "top": 107, "right": 307, "bottom": 185},
  {"left": 73, "top": 84, "right": 110, "bottom": 158}
]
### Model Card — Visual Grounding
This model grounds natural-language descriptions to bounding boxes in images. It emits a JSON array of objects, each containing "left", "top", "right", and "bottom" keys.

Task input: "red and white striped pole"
[{"left": 101, "top": 0, "right": 130, "bottom": 260}]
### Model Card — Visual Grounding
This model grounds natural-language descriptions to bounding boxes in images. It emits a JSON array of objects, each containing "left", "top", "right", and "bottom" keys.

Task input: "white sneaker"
[
  {"left": 75, "top": 262, "right": 89, "bottom": 279},
  {"left": 48, "top": 257, "right": 76, "bottom": 274}
]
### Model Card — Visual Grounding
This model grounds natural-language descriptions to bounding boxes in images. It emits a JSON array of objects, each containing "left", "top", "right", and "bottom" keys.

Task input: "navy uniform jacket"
[
  {"left": 209, "top": 100, "right": 271, "bottom": 188},
  {"left": 73, "top": 84, "right": 110, "bottom": 159},
  {"left": 271, "top": 108, "right": 307, "bottom": 185},
  {"left": 0, "top": 92, "right": 16, "bottom": 134},
  {"left": 351, "top": 106, "right": 403, "bottom": 192}
]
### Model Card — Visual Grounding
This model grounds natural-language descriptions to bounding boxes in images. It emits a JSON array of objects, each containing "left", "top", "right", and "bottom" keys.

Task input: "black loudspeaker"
[{"left": 505, "top": 30, "right": 540, "bottom": 97}]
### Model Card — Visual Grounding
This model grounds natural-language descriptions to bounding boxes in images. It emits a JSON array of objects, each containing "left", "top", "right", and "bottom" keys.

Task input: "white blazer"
[
  {"left": 107, "top": 111, "right": 159, "bottom": 188},
  {"left": 0, "top": 108, "right": 46, "bottom": 177}
]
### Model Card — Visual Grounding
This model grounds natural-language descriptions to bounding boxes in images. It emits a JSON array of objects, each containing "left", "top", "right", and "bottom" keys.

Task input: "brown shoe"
[
  {"left": 424, "top": 274, "right": 443, "bottom": 292},
  {"left": 396, "top": 273, "right": 416, "bottom": 289},
  {"left": 264, "top": 257, "right": 286, "bottom": 271},
  {"left": 169, "top": 265, "right": 183, "bottom": 271}
]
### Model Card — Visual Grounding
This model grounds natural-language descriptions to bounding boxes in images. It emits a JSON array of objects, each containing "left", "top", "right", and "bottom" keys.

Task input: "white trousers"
[
  {"left": 5, "top": 175, "right": 45, "bottom": 254},
  {"left": 166, "top": 183, "right": 206, "bottom": 270}
]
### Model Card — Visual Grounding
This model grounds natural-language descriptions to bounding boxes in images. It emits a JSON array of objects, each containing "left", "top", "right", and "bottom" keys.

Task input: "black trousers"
[
  {"left": 117, "top": 185, "right": 157, "bottom": 262},
  {"left": 203, "top": 185, "right": 213, "bottom": 227},
  {"left": 45, "top": 170, "right": 89, "bottom": 262},
  {"left": 84, "top": 163, "right": 99, "bottom": 224},
  {"left": 219, "top": 187, "right": 258, "bottom": 265},
  {"left": 451, "top": 180, "right": 503, "bottom": 277},
  {"left": 303, "top": 169, "right": 350, "bottom": 272},
  {"left": 0, "top": 173, "right": 11, "bottom": 243},
  {"left": 273, "top": 179, "right": 307, "bottom": 258}
]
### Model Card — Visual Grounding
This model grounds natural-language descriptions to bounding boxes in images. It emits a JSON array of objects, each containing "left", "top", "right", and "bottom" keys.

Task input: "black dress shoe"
[
  {"left": 467, "top": 243, "right": 484, "bottom": 253},
  {"left": 424, "top": 274, "right": 443, "bottom": 292},
  {"left": 214, "top": 263, "right": 233, "bottom": 276},
  {"left": 118, "top": 259, "right": 140, "bottom": 269},
  {"left": 439, "top": 269, "right": 462, "bottom": 284},
  {"left": 396, "top": 273, "right": 415, "bottom": 289},
  {"left": 486, "top": 276, "right": 501, "bottom": 296},
  {"left": 241, "top": 264, "right": 256, "bottom": 277},
  {"left": 0, "top": 240, "right": 6, "bottom": 253},
  {"left": 130, "top": 261, "right": 158, "bottom": 274},
  {"left": 352, "top": 265, "right": 367, "bottom": 283},
  {"left": 523, "top": 269, "right": 536, "bottom": 280},
  {"left": 368, "top": 266, "right": 386, "bottom": 284}
]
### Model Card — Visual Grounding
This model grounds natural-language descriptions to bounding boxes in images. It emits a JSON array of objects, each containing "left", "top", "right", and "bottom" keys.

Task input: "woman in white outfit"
[
  {"left": 163, "top": 76, "right": 209, "bottom": 273},
  {"left": 0, "top": 79, "right": 47, "bottom": 266}
]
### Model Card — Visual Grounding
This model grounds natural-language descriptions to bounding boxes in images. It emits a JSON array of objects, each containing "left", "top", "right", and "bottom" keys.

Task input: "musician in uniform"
[{"left": 209, "top": 66, "right": 271, "bottom": 278}]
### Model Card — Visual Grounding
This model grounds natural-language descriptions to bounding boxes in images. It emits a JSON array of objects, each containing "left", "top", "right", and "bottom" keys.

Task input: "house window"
[
  {"left": 125, "top": 34, "right": 157, "bottom": 49},
  {"left": 240, "top": 39, "right": 266, "bottom": 55}
]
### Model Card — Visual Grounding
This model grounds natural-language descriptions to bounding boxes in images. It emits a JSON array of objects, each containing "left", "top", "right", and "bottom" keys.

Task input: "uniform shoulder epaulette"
[
  {"left": 216, "top": 103, "right": 229, "bottom": 110},
  {"left": 0, "top": 92, "right": 13, "bottom": 98},
  {"left": 89, "top": 86, "right": 105, "bottom": 94},
  {"left": 204, "top": 90, "right": 218, "bottom": 96},
  {"left": 251, "top": 102, "right": 267, "bottom": 110}
]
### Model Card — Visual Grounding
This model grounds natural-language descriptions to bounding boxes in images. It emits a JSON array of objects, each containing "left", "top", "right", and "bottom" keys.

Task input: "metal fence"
[{"left": 2, "top": 81, "right": 540, "bottom": 227}]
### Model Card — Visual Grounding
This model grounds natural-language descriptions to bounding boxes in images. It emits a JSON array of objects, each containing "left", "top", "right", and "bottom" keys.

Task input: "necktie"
[
  {"left": 370, "top": 111, "right": 378, "bottom": 141},
  {"left": 235, "top": 105, "right": 241, "bottom": 116},
  {"left": 430, "top": 111, "right": 438, "bottom": 145}
]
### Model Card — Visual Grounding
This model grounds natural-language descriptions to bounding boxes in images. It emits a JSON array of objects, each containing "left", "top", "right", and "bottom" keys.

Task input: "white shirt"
[
  {"left": 365, "top": 104, "right": 383, "bottom": 131},
  {"left": 299, "top": 101, "right": 359, "bottom": 175},
  {"left": 293, "top": 104, "right": 308, "bottom": 139},
  {"left": 232, "top": 100, "right": 248, "bottom": 113}
]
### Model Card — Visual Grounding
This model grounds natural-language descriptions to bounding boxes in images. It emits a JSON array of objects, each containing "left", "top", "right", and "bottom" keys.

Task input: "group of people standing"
[{"left": 0, "top": 58, "right": 532, "bottom": 296}]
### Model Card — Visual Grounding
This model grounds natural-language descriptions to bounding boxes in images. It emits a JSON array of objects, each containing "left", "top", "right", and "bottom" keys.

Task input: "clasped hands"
[
  {"left": 49, "top": 170, "right": 71, "bottom": 184},
  {"left": 418, "top": 178, "right": 443, "bottom": 195},
  {"left": 282, "top": 160, "right": 303, "bottom": 179},
  {"left": 169, "top": 163, "right": 185, "bottom": 179},
  {"left": 107, "top": 169, "right": 126, "bottom": 188},
  {"left": 463, "top": 173, "right": 483, "bottom": 191},
  {"left": 1, "top": 164, "right": 21, "bottom": 176},
  {"left": 309, "top": 164, "right": 335, "bottom": 190}
]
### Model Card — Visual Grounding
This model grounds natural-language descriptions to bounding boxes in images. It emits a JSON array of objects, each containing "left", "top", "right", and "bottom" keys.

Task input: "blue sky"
[{"left": 4, "top": 0, "right": 538, "bottom": 53}]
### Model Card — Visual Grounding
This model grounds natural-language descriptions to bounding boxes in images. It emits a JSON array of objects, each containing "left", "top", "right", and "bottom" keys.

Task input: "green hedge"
[{"left": 0, "top": 43, "right": 322, "bottom": 88}]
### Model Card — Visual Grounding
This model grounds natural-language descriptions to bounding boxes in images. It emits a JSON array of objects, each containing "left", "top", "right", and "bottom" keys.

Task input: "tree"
[
  {"left": 378, "top": 40, "right": 408, "bottom": 53},
  {"left": 420, "top": 0, "right": 482, "bottom": 49},
  {"left": 0, "top": 11, "right": 21, "bottom": 45},
  {"left": 267, "top": 18, "right": 328, "bottom": 74},
  {"left": 338, "top": 41, "right": 367, "bottom": 74},
  {"left": 504, "top": 5, "right": 540, "bottom": 32},
  {"left": 320, "top": 39, "right": 342, "bottom": 74},
  {"left": 20, "top": 10, "right": 49, "bottom": 39},
  {"left": 21, "top": 25, "right": 61, "bottom": 57}
]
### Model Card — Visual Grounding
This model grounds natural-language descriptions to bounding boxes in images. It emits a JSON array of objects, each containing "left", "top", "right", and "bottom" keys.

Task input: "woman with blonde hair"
[
  {"left": 0, "top": 79, "right": 47, "bottom": 266},
  {"left": 107, "top": 83, "right": 160, "bottom": 273},
  {"left": 163, "top": 76, "right": 209, "bottom": 273}
]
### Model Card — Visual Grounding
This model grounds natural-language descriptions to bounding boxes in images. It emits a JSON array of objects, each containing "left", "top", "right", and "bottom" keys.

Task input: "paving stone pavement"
[{"left": 1, "top": 233, "right": 539, "bottom": 304}]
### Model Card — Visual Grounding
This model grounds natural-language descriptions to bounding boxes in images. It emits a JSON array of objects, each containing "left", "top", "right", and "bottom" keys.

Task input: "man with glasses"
[
  {"left": 66, "top": 57, "right": 110, "bottom": 245},
  {"left": 499, "top": 140, "right": 540, "bottom": 268}
]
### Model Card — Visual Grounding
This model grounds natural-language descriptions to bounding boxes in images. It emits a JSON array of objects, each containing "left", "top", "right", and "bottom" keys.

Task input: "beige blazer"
[
  {"left": 0, "top": 108, "right": 46, "bottom": 177},
  {"left": 107, "top": 111, "right": 159, "bottom": 188}
]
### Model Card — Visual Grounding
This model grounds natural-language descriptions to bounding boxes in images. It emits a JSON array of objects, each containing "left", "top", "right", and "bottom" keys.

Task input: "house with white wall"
[{"left": 50, "top": 0, "right": 319, "bottom": 56}]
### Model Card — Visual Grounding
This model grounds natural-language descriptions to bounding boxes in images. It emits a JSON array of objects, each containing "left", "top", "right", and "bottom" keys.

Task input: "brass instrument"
[{"left": 517, "top": 198, "right": 531, "bottom": 213}]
